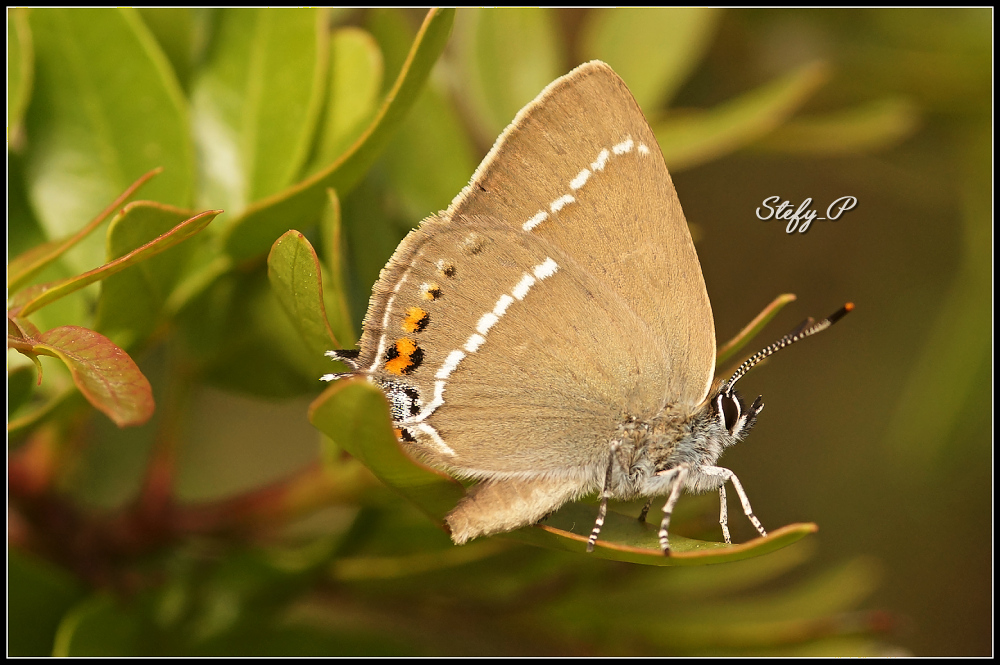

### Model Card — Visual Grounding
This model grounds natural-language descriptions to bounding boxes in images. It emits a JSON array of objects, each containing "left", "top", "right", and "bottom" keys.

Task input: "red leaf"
[{"left": 32, "top": 326, "right": 154, "bottom": 427}]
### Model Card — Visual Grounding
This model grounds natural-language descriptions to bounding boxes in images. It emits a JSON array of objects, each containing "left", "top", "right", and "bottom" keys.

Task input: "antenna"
[{"left": 724, "top": 303, "right": 854, "bottom": 392}]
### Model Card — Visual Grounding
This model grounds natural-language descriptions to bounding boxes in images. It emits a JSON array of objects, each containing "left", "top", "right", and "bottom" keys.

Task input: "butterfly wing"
[
  {"left": 355, "top": 61, "right": 716, "bottom": 479},
  {"left": 446, "top": 61, "right": 716, "bottom": 411}
]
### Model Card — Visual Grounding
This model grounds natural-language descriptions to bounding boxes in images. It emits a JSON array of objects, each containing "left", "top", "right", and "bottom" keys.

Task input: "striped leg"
[
  {"left": 587, "top": 443, "right": 620, "bottom": 552},
  {"left": 718, "top": 483, "right": 731, "bottom": 544},
  {"left": 700, "top": 466, "right": 767, "bottom": 539},
  {"left": 657, "top": 465, "right": 689, "bottom": 555}
]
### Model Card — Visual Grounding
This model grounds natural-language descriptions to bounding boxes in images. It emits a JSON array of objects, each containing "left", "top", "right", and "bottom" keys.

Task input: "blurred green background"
[{"left": 7, "top": 8, "right": 990, "bottom": 656}]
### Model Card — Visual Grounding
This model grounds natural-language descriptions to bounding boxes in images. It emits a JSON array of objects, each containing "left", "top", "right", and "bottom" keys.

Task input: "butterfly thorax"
[{"left": 609, "top": 387, "right": 760, "bottom": 499}]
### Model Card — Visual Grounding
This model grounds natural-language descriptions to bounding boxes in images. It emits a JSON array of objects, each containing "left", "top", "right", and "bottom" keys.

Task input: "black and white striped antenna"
[{"left": 724, "top": 303, "right": 854, "bottom": 393}]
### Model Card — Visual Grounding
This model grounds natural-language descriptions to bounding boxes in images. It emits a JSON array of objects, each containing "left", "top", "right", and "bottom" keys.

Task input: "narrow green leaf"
[
  {"left": 24, "top": 8, "right": 194, "bottom": 271},
  {"left": 14, "top": 210, "right": 220, "bottom": 318},
  {"left": 219, "top": 8, "right": 455, "bottom": 263},
  {"left": 752, "top": 96, "right": 920, "bottom": 155},
  {"left": 94, "top": 202, "right": 204, "bottom": 349},
  {"left": 192, "top": 8, "right": 329, "bottom": 212},
  {"left": 581, "top": 8, "right": 722, "bottom": 111},
  {"left": 8, "top": 168, "right": 162, "bottom": 293},
  {"left": 453, "top": 8, "right": 561, "bottom": 140},
  {"left": 717, "top": 294, "right": 798, "bottom": 367},
  {"left": 318, "top": 189, "right": 356, "bottom": 346},
  {"left": 307, "top": 27, "right": 384, "bottom": 175},
  {"left": 26, "top": 325, "right": 155, "bottom": 428},
  {"left": 507, "top": 503, "right": 817, "bottom": 566},
  {"left": 267, "top": 230, "right": 341, "bottom": 356},
  {"left": 7, "top": 7, "right": 33, "bottom": 142},
  {"left": 308, "top": 378, "right": 465, "bottom": 523},
  {"left": 655, "top": 61, "right": 829, "bottom": 171}
]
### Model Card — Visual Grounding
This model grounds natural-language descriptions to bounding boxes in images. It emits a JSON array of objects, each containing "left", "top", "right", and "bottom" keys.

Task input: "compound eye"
[{"left": 718, "top": 392, "right": 743, "bottom": 435}]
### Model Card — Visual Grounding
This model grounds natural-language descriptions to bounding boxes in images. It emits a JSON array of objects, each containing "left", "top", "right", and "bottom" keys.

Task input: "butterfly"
[{"left": 325, "top": 61, "right": 851, "bottom": 554}]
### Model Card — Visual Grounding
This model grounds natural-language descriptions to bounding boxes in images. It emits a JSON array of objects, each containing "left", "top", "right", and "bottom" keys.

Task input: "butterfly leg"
[
  {"left": 700, "top": 466, "right": 767, "bottom": 539},
  {"left": 657, "top": 465, "right": 690, "bottom": 555},
  {"left": 637, "top": 497, "right": 654, "bottom": 523},
  {"left": 587, "top": 442, "right": 620, "bottom": 552},
  {"left": 718, "top": 483, "right": 731, "bottom": 544}
]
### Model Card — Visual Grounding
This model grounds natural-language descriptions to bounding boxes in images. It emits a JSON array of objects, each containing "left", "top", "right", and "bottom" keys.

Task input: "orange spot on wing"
[
  {"left": 384, "top": 338, "right": 422, "bottom": 375},
  {"left": 384, "top": 358, "right": 407, "bottom": 375},
  {"left": 402, "top": 307, "right": 429, "bottom": 333}
]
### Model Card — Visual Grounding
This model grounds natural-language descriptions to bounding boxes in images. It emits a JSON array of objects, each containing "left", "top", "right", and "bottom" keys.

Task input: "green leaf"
[
  {"left": 24, "top": 8, "right": 194, "bottom": 272},
  {"left": 318, "top": 190, "right": 356, "bottom": 346},
  {"left": 717, "top": 294, "right": 797, "bottom": 367},
  {"left": 308, "top": 378, "right": 465, "bottom": 523},
  {"left": 507, "top": 504, "right": 817, "bottom": 566},
  {"left": 580, "top": 8, "right": 722, "bottom": 111},
  {"left": 219, "top": 8, "right": 455, "bottom": 263},
  {"left": 191, "top": 8, "right": 329, "bottom": 212},
  {"left": 13, "top": 209, "right": 220, "bottom": 318},
  {"left": 655, "top": 61, "right": 829, "bottom": 171},
  {"left": 8, "top": 549, "right": 87, "bottom": 656},
  {"left": 307, "top": 27, "right": 384, "bottom": 175},
  {"left": 94, "top": 202, "right": 205, "bottom": 349},
  {"left": 136, "top": 8, "right": 195, "bottom": 90},
  {"left": 752, "top": 97, "right": 920, "bottom": 155},
  {"left": 267, "top": 230, "right": 340, "bottom": 355},
  {"left": 365, "top": 9, "right": 414, "bottom": 95},
  {"left": 20, "top": 325, "right": 155, "bottom": 427},
  {"left": 7, "top": 7, "right": 33, "bottom": 142},
  {"left": 453, "top": 8, "right": 562, "bottom": 140},
  {"left": 8, "top": 168, "right": 162, "bottom": 293}
]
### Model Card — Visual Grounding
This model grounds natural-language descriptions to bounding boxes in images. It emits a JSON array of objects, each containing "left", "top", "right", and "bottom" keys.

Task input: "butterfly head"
[{"left": 706, "top": 302, "right": 856, "bottom": 447}]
